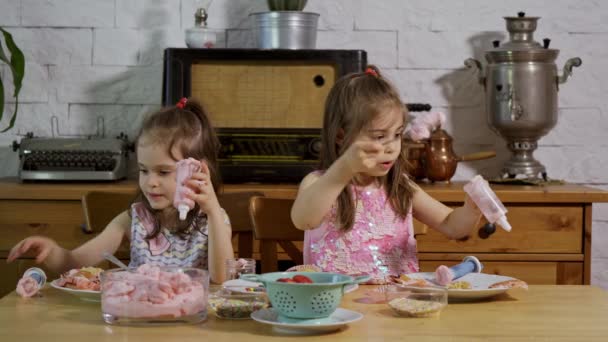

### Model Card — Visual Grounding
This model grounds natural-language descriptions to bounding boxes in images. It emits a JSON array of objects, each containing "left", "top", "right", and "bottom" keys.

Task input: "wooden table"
[
  {"left": 2, "top": 178, "right": 608, "bottom": 297},
  {"left": 1, "top": 285, "right": 607, "bottom": 341}
]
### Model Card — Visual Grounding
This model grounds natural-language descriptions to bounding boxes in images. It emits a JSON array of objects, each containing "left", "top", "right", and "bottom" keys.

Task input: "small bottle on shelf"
[{"left": 185, "top": 8, "right": 216, "bottom": 48}]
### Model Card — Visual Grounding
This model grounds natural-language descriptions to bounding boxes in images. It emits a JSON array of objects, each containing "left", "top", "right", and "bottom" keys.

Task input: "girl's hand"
[
  {"left": 184, "top": 160, "right": 221, "bottom": 214},
  {"left": 464, "top": 193, "right": 483, "bottom": 217},
  {"left": 7, "top": 236, "right": 60, "bottom": 264},
  {"left": 340, "top": 140, "right": 384, "bottom": 176}
]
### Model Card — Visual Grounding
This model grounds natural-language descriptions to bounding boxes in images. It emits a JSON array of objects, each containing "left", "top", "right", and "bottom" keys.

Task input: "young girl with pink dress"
[{"left": 291, "top": 66, "right": 482, "bottom": 283}]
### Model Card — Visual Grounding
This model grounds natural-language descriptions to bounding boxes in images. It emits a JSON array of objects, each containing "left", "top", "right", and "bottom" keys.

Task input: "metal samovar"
[{"left": 465, "top": 12, "right": 581, "bottom": 179}]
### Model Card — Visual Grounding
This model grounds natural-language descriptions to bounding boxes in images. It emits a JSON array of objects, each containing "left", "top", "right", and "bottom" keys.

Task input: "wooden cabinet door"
[{"left": 415, "top": 205, "right": 583, "bottom": 253}]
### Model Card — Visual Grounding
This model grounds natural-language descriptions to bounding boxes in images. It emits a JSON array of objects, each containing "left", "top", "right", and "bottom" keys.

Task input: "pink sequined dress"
[{"left": 303, "top": 182, "right": 418, "bottom": 284}]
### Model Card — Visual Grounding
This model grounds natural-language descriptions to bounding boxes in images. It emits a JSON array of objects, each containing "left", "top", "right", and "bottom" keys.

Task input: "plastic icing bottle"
[
  {"left": 463, "top": 175, "right": 512, "bottom": 232},
  {"left": 174, "top": 158, "right": 201, "bottom": 220},
  {"left": 435, "top": 256, "right": 483, "bottom": 286},
  {"left": 24, "top": 267, "right": 47, "bottom": 287}
]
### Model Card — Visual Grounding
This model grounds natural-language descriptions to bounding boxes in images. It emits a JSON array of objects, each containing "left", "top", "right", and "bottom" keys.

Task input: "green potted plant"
[
  {"left": 0, "top": 28, "right": 25, "bottom": 132},
  {"left": 250, "top": 0, "right": 319, "bottom": 49},
  {"left": 267, "top": 0, "right": 307, "bottom": 11}
]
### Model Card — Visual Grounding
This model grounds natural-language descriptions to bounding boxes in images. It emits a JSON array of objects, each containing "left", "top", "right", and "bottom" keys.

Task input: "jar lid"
[{"left": 486, "top": 12, "right": 558, "bottom": 63}]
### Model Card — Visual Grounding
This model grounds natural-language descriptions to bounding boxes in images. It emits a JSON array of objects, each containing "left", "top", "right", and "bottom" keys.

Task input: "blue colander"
[{"left": 241, "top": 272, "right": 369, "bottom": 319}]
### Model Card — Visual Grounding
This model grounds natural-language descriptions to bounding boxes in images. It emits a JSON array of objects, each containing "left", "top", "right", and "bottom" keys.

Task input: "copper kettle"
[
  {"left": 403, "top": 140, "right": 427, "bottom": 180},
  {"left": 424, "top": 129, "right": 496, "bottom": 182}
]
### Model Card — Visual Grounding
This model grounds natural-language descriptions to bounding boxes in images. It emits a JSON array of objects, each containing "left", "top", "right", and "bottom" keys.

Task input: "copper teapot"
[
  {"left": 424, "top": 129, "right": 496, "bottom": 182},
  {"left": 403, "top": 140, "right": 427, "bottom": 180}
]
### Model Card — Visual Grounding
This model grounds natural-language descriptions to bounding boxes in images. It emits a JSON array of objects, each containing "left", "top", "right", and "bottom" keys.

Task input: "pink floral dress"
[{"left": 303, "top": 183, "right": 418, "bottom": 283}]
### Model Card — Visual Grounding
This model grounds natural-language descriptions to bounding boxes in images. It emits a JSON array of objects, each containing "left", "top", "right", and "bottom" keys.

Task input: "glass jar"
[
  {"left": 185, "top": 8, "right": 217, "bottom": 48},
  {"left": 225, "top": 258, "right": 256, "bottom": 280}
]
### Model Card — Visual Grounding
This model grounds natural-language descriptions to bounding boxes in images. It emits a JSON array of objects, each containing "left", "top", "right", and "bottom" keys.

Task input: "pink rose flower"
[
  {"left": 16, "top": 276, "right": 40, "bottom": 298},
  {"left": 405, "top": 112, "right": 447, "bottom": 141},
  {"left": 407, "top": 123, "right": 431, "bottom": 141}
]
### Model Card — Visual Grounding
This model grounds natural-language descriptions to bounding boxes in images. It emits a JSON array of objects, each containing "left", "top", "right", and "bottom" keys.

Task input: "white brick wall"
[{"left": 1, "top": 0, "right": 607, "bottom": 287}]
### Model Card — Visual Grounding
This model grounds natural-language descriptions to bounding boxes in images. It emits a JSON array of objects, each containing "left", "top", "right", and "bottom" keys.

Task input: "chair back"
[
  {"left": 81, "top": 191, "right": 135, "bottom": 233},
  {"left": 248, "top": 196, "right": 304, "bottom": 273},
  {"left": 218, "top": 191, "right": 263, "bottom": 258}
]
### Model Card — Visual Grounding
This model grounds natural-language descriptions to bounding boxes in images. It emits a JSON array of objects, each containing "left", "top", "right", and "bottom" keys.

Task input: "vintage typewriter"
[{"left": 12, "top": 116, "right": 132, "bottom": 181}]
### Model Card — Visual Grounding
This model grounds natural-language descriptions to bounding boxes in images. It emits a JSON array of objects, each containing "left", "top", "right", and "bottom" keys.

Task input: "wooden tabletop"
[
  {"left": 1, "top": 285, "right": 607, "bottom": 341},
  {"left": 2, "top": 177, "right": 608, "bottom": 203}
]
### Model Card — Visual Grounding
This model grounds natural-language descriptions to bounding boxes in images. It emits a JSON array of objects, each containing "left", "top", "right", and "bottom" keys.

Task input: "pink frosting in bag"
[
  {"left": 16, "top": 276, "right": 40, "bottom": 298},
  {"left": 434, "top": 265, "right": 454, "bottom": 286},
  {"left": 174, "top": 158, "right": 201, "bottom": 220}
]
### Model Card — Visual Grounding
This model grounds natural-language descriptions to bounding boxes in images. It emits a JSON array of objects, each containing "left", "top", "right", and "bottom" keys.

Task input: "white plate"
[
  {"left": 223, "top": 278, "right": 265, "bottom": 294},
  {"left": 50, "top": 279, "right": 101, "bottom": 302},
  {"left": 251, "top": 308, "right": 363, "bottom": 334},
  {"left": 404, "top": 272, "right": 520, "bottom": 300}
]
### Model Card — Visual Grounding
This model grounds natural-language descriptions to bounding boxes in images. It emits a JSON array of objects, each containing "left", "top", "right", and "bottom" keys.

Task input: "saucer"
[{"left": 250, "top": 308, "right": 363, "bottom": 334}]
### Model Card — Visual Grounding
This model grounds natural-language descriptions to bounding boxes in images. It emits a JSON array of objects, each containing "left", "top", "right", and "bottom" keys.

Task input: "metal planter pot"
[{"left": 250, "top": 11, "right": 319, "bottom": 49}]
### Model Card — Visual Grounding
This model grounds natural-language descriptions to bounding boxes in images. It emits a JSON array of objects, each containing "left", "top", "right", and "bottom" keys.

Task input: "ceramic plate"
[
  {"left": 403, "top": 272, "right": 522, "bottom": 300},
  {"left": 50, "top": 279, "right": 101, "bottom": 302},
  {"left": 251, "top": 308, "right": 363, "bottom": 334},
  {"left": 223, "top": 278, "right": 265, "bottom": 294}
]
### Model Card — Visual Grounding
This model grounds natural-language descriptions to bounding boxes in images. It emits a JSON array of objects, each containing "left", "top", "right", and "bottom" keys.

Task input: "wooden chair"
[
  {"left": 81, "top": 191, "right": 134, "bottom": 233},
  {"left": 249, "top": 196, "right": 304, "bottom": 273},
  {"left": 218, "top": 191, "right": 263, "bottom": 259}
]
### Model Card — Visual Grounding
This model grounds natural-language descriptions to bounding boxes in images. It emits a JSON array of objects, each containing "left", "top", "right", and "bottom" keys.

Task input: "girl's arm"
[
  {"left": 291, "top": 160, "right": 353, "bottom": 230},
  {"left": 291, "top": 140, "right": 384, "bottom": 230},
  {"left": 70, "top": 211, "right": 131, "bottom": 268},
  {"left": 185, "top": 161, "right": 233, "bottom": 284},
  {"left": 412, "top": 184, "right": 481, "bottom": 240},
  {"left": 206, "top": 206, "right": 233, "bottom": 284},
  {"left": 7, "top": 211, "right": 130, "bottom": 274}
]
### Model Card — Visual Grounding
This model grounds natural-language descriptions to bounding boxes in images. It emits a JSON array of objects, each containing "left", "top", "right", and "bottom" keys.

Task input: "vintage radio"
[{"left": 162, "top": 48, "right": 366, "bottom": 183}]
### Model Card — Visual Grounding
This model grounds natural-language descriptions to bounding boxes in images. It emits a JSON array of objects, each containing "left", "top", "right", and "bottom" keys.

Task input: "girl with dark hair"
[{"left": 8, "top": 98, "right": 234, "bottom": 283}]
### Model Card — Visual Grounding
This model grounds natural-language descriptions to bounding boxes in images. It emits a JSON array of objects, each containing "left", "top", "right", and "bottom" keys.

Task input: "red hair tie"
[
  {"left": 176, "top": 97, "right": 188, "bottom": 109},
  {"left": 365, "top": 67, "right": 378, "bottom": 77}
]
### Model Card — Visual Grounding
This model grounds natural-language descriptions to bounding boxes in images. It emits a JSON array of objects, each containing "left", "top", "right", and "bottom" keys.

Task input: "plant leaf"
[
  {"left": 1, "top": 99, "right": 18, "bottom": 132},
  {"left": 0, "top": 76, "right": 4, "bottom": 123},
  {"left": 0, "top": 39, "right": 6, "bottom": 123},
  {"left": 0, "top": 28, "right": 25, "bottom": 97},
  {"left": 0, "top": 39, "right": 9, "bottom": 64},
  {"left": 0, "top": 27, "right": 25, "bottom": 132}
]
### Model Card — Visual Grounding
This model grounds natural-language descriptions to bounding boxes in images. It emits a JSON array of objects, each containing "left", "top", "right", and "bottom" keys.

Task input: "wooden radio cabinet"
[{"left": 1, "top": 178, "right": 606, "bottom": 297}]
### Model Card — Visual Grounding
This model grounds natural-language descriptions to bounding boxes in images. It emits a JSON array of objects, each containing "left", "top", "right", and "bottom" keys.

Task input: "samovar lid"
[{"left": 486, "top": 11, "right": 559, "bottom": 63}]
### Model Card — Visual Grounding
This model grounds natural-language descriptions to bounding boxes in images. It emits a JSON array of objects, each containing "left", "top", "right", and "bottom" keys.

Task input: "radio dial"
[{"left": 309, "top": 139, "right": 322, "bottom": 157}]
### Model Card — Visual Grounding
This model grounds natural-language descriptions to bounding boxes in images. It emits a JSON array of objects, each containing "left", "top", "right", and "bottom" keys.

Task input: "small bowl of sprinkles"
[
  {"left": 385, "top": 285, "right": 447, "bottom": 318},
  {"left": 209, "top": 288, "right": 269, "bottom": 320}
]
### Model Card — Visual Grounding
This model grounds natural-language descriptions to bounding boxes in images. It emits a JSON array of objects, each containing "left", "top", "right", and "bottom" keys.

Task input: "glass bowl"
[
  {"left": 100, "top": 265, "right": 209, "bottom": 325},
  {"left": 385, "top": 285, "right": 448, "bottom": 318},
  {"left": 208, "top": 288, "right": 269, "bottom": 319}
]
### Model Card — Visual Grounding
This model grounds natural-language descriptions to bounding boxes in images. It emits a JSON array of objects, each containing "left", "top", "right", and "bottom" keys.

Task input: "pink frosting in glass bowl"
[{"left": 100, "top": 264, "right": 208, "bottom": 325}]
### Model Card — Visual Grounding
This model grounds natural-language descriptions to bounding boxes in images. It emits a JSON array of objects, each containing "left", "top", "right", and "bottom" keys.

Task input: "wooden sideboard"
[{"left": 1, "top": 177, "right": 607, "bottom": 297}]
